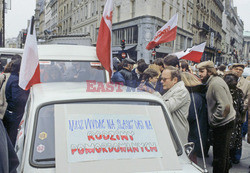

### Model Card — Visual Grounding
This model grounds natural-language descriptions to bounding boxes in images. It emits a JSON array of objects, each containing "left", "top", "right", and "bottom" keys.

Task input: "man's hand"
[{"left": 222, "top": 104, "right": 230, "bottom": 118}]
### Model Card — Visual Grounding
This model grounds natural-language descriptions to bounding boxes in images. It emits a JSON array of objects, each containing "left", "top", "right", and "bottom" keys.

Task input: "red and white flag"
[
  {"left": 146, "top": 14, "right": 178, "bottom": 50},
  {"left": 19, "top": 17, "right": 40, "bottom": 90},
  {"left": 96, "top": 0, "right": 113, "bottom": 78},
  {"left": 173, "top": 42, "right": 206, "bottom": 63}
]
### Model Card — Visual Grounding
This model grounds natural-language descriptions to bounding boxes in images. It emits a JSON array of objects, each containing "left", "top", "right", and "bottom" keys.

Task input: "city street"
[{"left": 197, "top": 137, "right": 250, "bottom": 173}]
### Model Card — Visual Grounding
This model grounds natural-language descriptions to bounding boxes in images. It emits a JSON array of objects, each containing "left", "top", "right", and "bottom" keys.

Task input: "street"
[{"left": 197, "top": 137, "right": 250, "bottom": 173}]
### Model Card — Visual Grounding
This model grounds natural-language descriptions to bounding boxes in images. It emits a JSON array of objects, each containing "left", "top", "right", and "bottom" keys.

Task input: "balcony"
[
  {"left": 197, "top": 21, "right": 210, "bottom": 32},
  {"left": 202, "top": 22, "right": 210, "bottom": 31},
  {"left": 213, "top": 0, "right": 224, "bottom": 12},
  {"left": 187, "top": 0, "right": 194, "bottom": 8}
]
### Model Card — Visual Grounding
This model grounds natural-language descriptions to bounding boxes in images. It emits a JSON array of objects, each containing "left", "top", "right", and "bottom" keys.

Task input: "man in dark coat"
[
  {"left": 3, "top": 58, "right": 30, "bottom": 146},
  {"left": 119, "top": 58, "right": 137, "bottom": 88}
]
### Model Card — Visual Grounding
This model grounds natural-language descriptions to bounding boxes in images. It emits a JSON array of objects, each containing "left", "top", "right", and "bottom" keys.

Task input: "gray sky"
[
  {"left": 234, "top": 0, "right": 250, "bottom": 31},
  {"left": 4, "top": 0, "right": 250, "bottom": 39},
  {"left": 5, "top": 0, "right": 36, "bottom": 39}
]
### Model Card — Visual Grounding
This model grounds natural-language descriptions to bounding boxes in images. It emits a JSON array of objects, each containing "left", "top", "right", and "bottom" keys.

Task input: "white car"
[
  {"left": 0, "top": 48, "right": 23, "bottom": 71},
  {"left": 0, "top": 45, "right": 109, "bottom": 82},
  {"left": 16, "top": 82, "right": 205, "bottom": 173}
]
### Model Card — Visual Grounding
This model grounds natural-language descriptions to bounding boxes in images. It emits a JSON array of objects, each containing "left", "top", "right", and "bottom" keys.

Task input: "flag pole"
[{"left": 30, "top": 16, "right": 34, "bottom": 35}]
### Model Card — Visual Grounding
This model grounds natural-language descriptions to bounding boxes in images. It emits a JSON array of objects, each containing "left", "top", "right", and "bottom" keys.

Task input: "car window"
[
  {"left": 31, "top": 101, "right": 182, "bottom": 168},
  {"left": 39, "top": 61, "right": 106, "bottom": 83}
]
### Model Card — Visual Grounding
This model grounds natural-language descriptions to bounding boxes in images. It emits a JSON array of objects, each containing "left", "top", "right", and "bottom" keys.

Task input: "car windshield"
[
  {"left": 31, "top": 101, "right": 182, "bottom": 168},
  {"left": 39, "top": 60, "right": 106, "bottom": 82}
]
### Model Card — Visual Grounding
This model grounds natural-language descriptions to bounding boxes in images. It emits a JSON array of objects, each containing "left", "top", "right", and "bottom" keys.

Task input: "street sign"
[
  {"left": 121, "top": 52, "right": 126, "bottom": 58},
  {"left": 152, "top": 51, "right": 156, "bottom": 56},
  {"left": 210, "top": 32, "right": 214, "bottom": 48}
]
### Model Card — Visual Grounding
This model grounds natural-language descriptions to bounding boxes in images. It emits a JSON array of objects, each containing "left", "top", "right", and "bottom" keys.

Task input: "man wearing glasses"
[{"left": 155, "top": 66, "right": 190, "bottom": 145}]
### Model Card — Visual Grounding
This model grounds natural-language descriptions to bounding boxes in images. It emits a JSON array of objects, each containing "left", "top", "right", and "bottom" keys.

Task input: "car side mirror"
[{"left": 184, "top": 142, "right": 195, "bottom": 158}]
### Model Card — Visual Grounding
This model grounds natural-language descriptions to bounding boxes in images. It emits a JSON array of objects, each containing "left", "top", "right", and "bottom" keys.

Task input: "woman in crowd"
[
  {"left": 0, "top": 62, "right": 13, "bottom": 120},
  {"left": 223, "top": 72, "right": 245, "bottom": 166},
  {"left": 181, "top": 72, "right": 209, "bottom": 163},
  {"left": 3, "top": 57, "right": 30, "bottom": 146},
  {"left": 141, "top": 68, "right": 160, "bottom": 92}
]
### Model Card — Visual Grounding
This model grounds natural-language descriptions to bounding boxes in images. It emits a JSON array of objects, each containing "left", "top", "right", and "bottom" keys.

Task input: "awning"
[{"left": 112, "top": 45, "right": 137, "bottom": 54}]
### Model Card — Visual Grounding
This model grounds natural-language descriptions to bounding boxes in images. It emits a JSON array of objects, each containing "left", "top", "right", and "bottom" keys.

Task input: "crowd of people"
[
  {"left": 0, "top": 55, "right": 27, "bottom": 173},
  {"left": 111, "top": 55, "right": 250, "bottom": 173},
  {"left": 0, "top": 53, "right": 249, "bottom": 173}
]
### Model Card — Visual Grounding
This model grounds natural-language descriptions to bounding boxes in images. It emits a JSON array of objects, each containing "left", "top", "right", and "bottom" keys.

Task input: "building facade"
[
  {"left": 222, "top": 0, "right": 244, "bottom": 64},
  {"left": 243, "top": 31, "right": 250, "bottom": 65},
  {"left": 32, "top": 0, "right": 245, "bottom": 64},
  {"left": 34, "top": 0, "right": 195, "bottom": 63},
  {"left": 192, "top": 0, "right": 224, "bottom": 64}
]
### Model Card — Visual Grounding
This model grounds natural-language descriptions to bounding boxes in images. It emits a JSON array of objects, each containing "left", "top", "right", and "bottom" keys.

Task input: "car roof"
[
  {"left": 31, "top": 82, "right": 164, "bottom": 107},
  {"left": 37, "top": 44, "right": 99, "bottom": 61},
  {"left": 0, "top": 48, "right": 23, "bottom": 55}
]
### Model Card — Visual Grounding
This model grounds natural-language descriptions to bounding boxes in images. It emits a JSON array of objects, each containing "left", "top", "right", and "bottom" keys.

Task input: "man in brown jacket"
[{"left": 197, "top": 61, "right": 235, "bottom": 173}]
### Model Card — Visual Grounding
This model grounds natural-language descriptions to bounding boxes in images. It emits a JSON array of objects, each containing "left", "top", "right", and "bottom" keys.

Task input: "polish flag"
[
  {"left": 19, "top": 16, "right": 40, "bottom": 90},
  {"left": 173, "top": 42, "right": 206, "bottom": 63},
  {"left": 146, "top": 14, "right": 178, "bottom": 50},
  {"left": 96, "top": 0, "right": 113, "bottom": 78}
]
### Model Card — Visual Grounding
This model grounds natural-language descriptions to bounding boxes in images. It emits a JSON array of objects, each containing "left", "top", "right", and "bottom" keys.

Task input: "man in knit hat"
[{"left": 197, "top": 61, "right": 236, "bottom": 173}]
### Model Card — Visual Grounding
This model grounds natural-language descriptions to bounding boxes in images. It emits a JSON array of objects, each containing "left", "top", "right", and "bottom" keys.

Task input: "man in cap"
[
  {"left": 197, "top": 61, "right": 235, "bottom": 173},
  {"left": 231, "top": 63, "right": 249, "bottom": 163},
  {"left": 231, "top": 63, "right": 249, "bottom": 112},
  {"left": 119, "top": 58, "right": 137, "bottom": 88}
]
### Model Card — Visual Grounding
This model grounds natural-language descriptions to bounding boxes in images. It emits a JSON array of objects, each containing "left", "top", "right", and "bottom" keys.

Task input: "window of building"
[
  {"left": 101, "top": 5, "right": 104, "bottom": 15},
  {"left": 169, "top": 6, "right": 172, "bottom": 20},
  {"left": 180, "top": 35, "right": 185, "bottom": 50},
  {"left": 162, "top": 1, "right": 166, "bottom": 19},
  {"left": 187, "top": 38, "right": 192, "bottom": 48},
  {"left": 113, "top": 26, "right": 138, "bottom": 45},
  {"left": 131, "top": 0, "right": 135, "bottom": 18},
  {"left": 85, "top": 4, "right": 88, "bottom": 19},
  {"left": 117, "top": 6, "right": 121, "bottom": 22},
  {"left": 182, "top": 15, "right": 184, "bottom": 28}
]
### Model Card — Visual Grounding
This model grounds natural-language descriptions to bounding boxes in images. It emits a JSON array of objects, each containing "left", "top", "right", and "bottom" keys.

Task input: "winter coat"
[
  {"left": 0, "top": 73, "right": 11, "bottom": 119},
  {"left": 5, "top": 73, "right": 29, "bottom": 119},
  {"left": 154, "top": 81, "right": 190, "bottom": 144},
  {"left": 206, "top": 75, "right": 235, "bottom": 128},
  {"left": 186, "top": 85, "right": 209, "bottom": 157},
  {"left": 229, "top": 87, "right": 245, "bottom": 122},
  {"left": 111, "top": 71, "right": 125, "bottom": 85},
  {"left": 237, "top": 76, "right": 250, "bottom": 113},
  {"left": 119, "top": 68, "right": 137, "bottom": 88}
]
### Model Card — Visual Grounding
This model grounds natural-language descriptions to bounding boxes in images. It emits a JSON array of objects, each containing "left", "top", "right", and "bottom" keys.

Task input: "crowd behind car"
[
  {"left": 0, "top": 53, "right": 249, "bottom": 173},
  {"left": 111, "top": 55, "right": 250, "bottom": 173}
]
